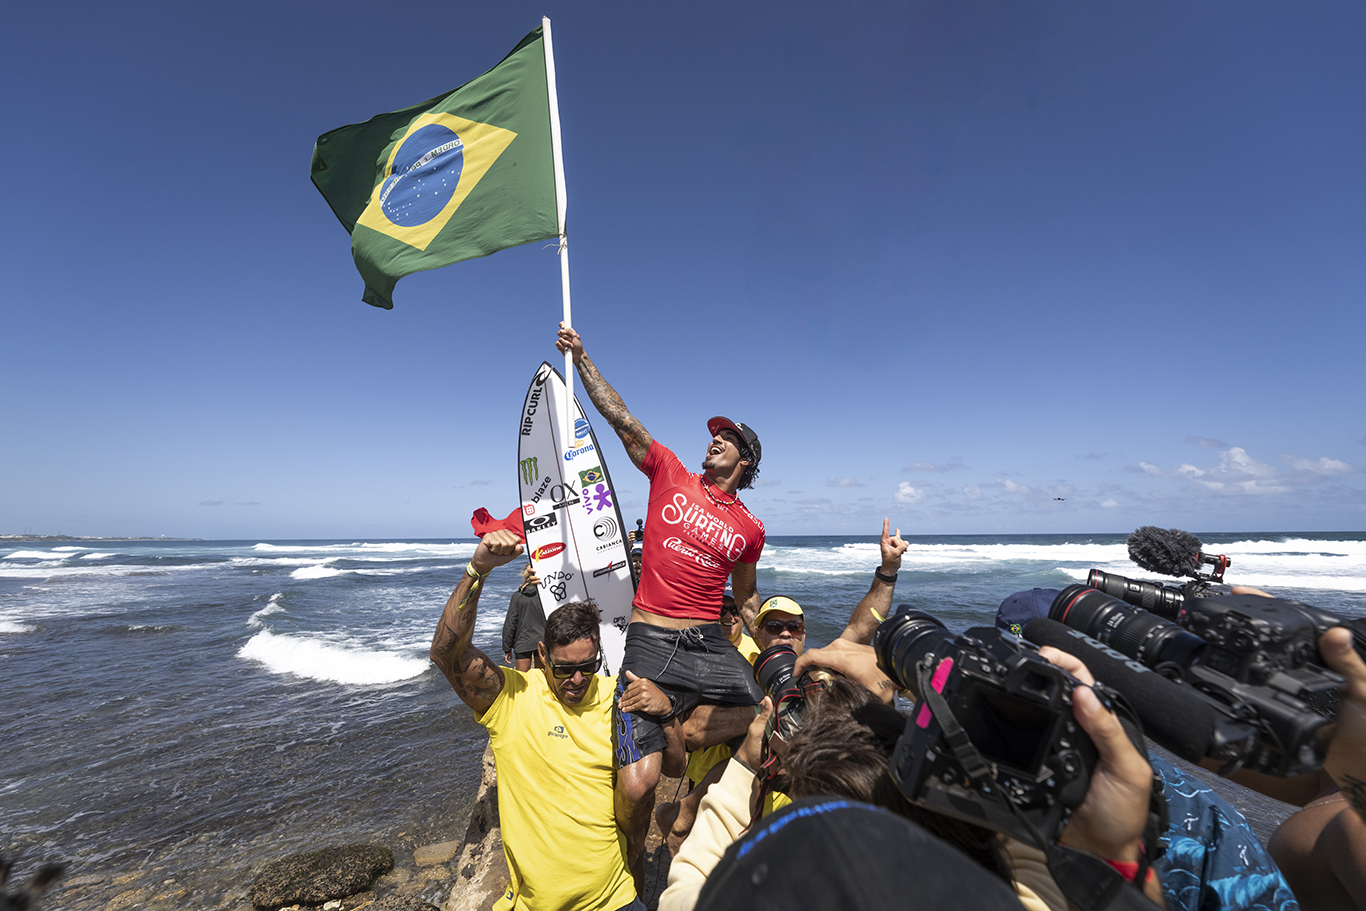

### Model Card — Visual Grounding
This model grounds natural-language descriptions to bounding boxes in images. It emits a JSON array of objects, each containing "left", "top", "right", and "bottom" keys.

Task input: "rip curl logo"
[
  {"left": 547, "top": 724, "right": 568, "bottom": 740},
  {"left": 658, "top": 492, "right": 748, "bottom": 560}
]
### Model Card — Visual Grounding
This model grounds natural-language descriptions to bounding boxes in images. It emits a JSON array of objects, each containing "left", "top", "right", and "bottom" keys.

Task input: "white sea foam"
[
  {"left": 291, "top": 565, "right": 350, "bottom": 580},
  {"left": 237, "top": 630, "right": 429, "bottom": 685},
  {"left": 80, "top": 553, "right": 116, "bottom": 560},
  {"left": 52, "top": 546, "right": 83, "bottom": 552},
  {"left": 248, "top": 593, "right": 286, "bottom": 627},
  {"left": 0, "top": 620, "right": 35, "bottom": 633},
  {"left": 253, "top": 541, "right": 476, "bottom": 556},
  {"left": 3, "top": 551, "right": 62, "bottom": 560}
]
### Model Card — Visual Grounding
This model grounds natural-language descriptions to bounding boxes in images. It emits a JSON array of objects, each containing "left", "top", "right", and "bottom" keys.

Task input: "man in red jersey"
[{"left": 555, "top": 323, "right": 767, "bottom": 881}]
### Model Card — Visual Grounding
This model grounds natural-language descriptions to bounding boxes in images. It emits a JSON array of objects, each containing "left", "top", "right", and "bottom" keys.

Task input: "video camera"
[
  {"left": 871, "top": 608, "right": 1100, "bottom": 844},
  {"left": 1051, "top": 585, "right": 1340, "bottom": 776}
]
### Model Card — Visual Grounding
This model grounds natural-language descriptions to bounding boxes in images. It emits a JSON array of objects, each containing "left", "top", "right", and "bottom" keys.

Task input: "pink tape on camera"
[{"left": 915, "top": 657, "right": 956, "bottom": 728}]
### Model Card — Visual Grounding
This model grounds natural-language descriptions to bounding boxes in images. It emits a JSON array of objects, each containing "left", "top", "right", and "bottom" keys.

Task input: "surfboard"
[{"left": 517, "top": 361, "right": 635, "bottom": 676}]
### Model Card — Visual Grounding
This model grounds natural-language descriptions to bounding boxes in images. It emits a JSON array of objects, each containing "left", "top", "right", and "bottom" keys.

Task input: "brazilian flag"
[{"left": 311, "top": 26, "right": 557, "bottom": 309}]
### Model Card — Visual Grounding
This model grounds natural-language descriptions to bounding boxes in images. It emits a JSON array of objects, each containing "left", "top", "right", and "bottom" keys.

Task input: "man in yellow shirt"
[{"left": 430, "top": 529, "right": 641, "bottom": 911}]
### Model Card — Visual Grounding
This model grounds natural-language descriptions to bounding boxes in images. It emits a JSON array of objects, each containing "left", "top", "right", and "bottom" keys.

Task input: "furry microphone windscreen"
[{"left": 1127, "top": 526, "right": 1203, "bottom": 577}]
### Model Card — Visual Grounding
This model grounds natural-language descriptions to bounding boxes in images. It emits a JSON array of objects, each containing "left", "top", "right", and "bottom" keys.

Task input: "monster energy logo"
[{"left": 520, "top": 457, "right": 539, "bottom": 484}]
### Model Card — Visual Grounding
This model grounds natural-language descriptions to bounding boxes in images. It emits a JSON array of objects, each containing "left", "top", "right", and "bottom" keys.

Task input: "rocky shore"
[{"left": 40, "top": 740, "right": 676, "bottom": 911}]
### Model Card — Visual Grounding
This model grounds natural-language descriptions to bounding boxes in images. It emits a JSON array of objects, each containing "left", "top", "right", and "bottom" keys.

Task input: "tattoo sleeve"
[
  {"left": 430, "top": 569, "right": 504, "bottom": 713},
  {"left": 574, "top": 352, "right": 653, "bottom": 467}
]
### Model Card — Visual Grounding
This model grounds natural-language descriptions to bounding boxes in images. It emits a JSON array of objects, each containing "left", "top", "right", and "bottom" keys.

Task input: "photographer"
[{"left": 660, "top": 643, "right": 1165, "bottom": 910}]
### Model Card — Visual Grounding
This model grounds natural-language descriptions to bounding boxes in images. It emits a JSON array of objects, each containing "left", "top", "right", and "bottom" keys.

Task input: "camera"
[
  {"left": 1051, "top": 585, "right": 1338, "bottom": 776},
  {"left": 871, "top": 607, "right": 1098, "bottom": 844},
  {"left": 753, "top": 644, "right": 834, "bottom": 739}
]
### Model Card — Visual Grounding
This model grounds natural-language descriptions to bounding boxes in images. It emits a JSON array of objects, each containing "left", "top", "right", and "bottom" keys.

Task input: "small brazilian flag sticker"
[
  {"left": 310, "top": 26, "right": 558, "bottom": 309},
  {"left": 579, "top": 466, "right": 604, "bottom": 486}
]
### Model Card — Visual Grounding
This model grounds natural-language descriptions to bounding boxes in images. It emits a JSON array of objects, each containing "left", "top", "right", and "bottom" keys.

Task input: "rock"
[
  {"left": 366, "top": 896, "right": 441, "bottom": 911},
  {"left": 413, "top": 841, "right": 460, "bottom": 867},
  {"left": 250, "top": 844, "right": 394, "bottom": 910},
  {"left": 442, "top": 744, "right": 509, "bottom": 911}
]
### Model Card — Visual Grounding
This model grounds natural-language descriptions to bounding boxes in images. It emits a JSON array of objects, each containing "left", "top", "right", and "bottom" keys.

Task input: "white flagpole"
[{"left": 543, "top": 17, "right": 573, "bottom": 457}]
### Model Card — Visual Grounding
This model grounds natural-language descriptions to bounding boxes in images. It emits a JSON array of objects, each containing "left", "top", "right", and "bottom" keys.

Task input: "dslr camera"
[
  {"left": 1052, "top": 585, "right": 1340, "bottom": 776},
  {"left": 872, "top": 607, "right": 1099, "bottom": 844},
  {"left": 753, "top": 643, "right": 834, "bottom": 738}
]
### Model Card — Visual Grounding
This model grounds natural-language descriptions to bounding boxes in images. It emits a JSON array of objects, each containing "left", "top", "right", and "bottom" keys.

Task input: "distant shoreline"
[{"left": 0, "top": 535, "right": 203, "bottom": 542}]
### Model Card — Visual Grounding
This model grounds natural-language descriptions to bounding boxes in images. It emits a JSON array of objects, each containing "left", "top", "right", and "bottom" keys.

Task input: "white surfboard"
[{"left": 517, "top": 362, "right": 635, "bottom": 676}]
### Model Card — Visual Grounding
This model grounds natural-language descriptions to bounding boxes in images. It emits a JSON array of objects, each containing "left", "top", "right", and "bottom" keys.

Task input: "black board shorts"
[{"left": 613, "top": 621, "right": 763, "bottom": 768}]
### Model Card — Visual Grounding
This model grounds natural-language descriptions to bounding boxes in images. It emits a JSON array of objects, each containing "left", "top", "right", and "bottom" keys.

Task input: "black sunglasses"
[
  {"left": 547, "top": 651, "right": 602, "bottom": 679},
  {"left": 762, "top": 619, "right": 805, "bottom": 635},
  {"left": 720, "top": 604, "right": 740, "bottom": 617}
]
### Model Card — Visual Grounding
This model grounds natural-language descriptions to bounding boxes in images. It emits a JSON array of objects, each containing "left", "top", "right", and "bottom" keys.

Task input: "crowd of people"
[{"left": 427, "top": 323, "right": 1366, "bottom": 911}]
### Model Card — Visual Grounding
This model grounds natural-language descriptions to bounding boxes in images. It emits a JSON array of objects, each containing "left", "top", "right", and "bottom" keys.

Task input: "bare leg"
[
  {"left": 655, "top": 758, "right": 728, "bottom": 856},
  {"left": 681, "top": 704, "right": 755, "bottom": 752},
  {"left": 615, "top": 751, "right": 662, "bottom": 895},
  {"left": 662, "top": 718, "right": 687, "bottom": 778},
  {"left": 1270, "top": 794, "right": 1366, "bottom": 911},
  {"left": 514, "top": 657, "right": 532, "bottom": 672}
]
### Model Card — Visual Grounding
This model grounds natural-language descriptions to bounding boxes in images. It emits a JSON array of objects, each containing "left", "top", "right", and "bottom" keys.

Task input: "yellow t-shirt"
[
  {"left": 479, "top": 669, "right": 635, "bottom": 911},
  {"left": 735, "top": 632, "right": 760, "bottom": 664}
]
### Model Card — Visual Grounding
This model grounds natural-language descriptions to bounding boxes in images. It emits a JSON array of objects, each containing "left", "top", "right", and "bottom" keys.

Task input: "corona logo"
[{"left": 520, "top": 457, "right": 538, "bottom": 484}]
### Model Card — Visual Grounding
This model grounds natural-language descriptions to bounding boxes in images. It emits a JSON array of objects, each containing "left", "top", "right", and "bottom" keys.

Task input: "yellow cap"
[{"left": 755, "top": 596, "right": 804, "bottom": 624}]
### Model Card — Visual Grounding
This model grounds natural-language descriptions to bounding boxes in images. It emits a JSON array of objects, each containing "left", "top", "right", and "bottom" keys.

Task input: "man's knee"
[{"left": 617, "top": 755, "right": 662, "bottom": 805}]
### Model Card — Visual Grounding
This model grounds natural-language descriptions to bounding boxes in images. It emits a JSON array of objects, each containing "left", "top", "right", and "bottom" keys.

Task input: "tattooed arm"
[
  {"left": 732, "top": 560, "right": 762, "bottom": 638},
  {"left": 430, "top": 530, "right": 524, "bottom": 717},
  {"left": 555, "top": 322, "right": 653, "bottom": 468},
  {"left": 840, "top": 518, "right": 909, "bottom": 644}
]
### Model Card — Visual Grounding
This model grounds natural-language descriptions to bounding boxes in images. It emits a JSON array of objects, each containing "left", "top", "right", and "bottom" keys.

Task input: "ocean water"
[{"left": 2, "top": 532, "right": 1364, "bottom": 908}]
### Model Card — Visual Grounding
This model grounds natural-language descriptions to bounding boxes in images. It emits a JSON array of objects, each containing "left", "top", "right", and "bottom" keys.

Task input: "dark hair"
[
  {"left": 737, "top": 445, "right": 760, "bottom": 491},
  {"left": 782, "top": 678, "right": 1011, "bottom": 882},
  {"left": 542, "top": 601, "right": 601, "bottom": 651}
]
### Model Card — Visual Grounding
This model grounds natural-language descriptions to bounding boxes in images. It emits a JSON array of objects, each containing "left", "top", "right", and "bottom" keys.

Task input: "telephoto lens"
[
  {"left": 1051, "top": 584, "right": 1206, "bottom": 672},
  {"left": 753, "top": 644, "right": 806, "bottom": 738},
  {"left": 1086, "top": 569, "right": 1186, "bottom": 620},
  {"left": 871, "top": 607, "right": 957, "bottom": 695}
]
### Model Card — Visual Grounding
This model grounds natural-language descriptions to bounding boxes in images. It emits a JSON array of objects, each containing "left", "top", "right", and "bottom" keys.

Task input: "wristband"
[
  {"left": 874, "top": 568, "right": 898, "bottom": 584},
  {"left": 466, "top": 562, "right": 489, "bottom": 579}
]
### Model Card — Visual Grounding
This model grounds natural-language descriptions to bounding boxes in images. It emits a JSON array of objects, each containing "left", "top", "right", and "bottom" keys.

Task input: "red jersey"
[{"left": 634, "top": 441, "right": 765, "bottom": 620}]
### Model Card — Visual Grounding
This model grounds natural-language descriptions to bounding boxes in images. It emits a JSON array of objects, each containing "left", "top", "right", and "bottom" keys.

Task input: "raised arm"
[
  {"left": 732, "top": 560, "right": 762, "bottom": 637},
  {"left": 430, "top": 530, "right": 524, "bottom": 716},
  {"left": 839, "top": 519, "right": 909, "bottom": 644},
  {"left": 555, "top": 322, "right": 653, "bottom": 468}
]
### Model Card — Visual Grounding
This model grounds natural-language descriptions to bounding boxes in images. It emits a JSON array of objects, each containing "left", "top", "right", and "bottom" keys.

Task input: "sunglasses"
[
  {"left": 762, "top": 619, "right": 805, "bottom": 636},
  {"left": 546, "top": 651, "right": 602, "bottom": 679},
  {"left": 720, "top": 605, "right": 740, "bottom": 618}
]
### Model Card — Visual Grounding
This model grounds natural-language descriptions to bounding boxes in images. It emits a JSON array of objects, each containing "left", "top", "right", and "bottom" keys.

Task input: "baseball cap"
[
  {"left": 706, "top": 417, "right": 761, "bottom": 466},
  {"left": 695, "top": 797, "right": 1024, "bottom": 911},
  {"left": 995, "top": 588, "right": 1060, "bottom": 637},
  {"left": 755, "top": 596, "right": 804, "bottom": 624}
]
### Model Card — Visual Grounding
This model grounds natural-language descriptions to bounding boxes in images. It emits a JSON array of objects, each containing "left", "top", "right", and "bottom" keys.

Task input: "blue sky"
[{"left": 2, "top": 1, "right": 1363, "bottom": 539}]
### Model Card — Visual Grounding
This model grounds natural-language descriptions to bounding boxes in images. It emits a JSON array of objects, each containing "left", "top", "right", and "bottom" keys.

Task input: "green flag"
[{"left": 310, "top": 27, "right": 558, "bottom": 309}]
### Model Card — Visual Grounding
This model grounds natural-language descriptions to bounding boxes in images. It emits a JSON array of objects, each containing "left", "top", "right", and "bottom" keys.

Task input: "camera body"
[
  {"left": 753, "top": 643, "right": 833, "bottom": 739},
  {"left": 1052, "top": 585, "right": 1338, "bottom": 776},
  {"left": 873, "top": 608, "right": 1096, "bottom": 844}
]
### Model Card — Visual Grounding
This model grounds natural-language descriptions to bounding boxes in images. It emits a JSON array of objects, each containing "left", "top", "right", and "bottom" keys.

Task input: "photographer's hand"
[
  {"left": 1041, "top": 649, "right": 1158, "bottom": 899},
  {"left": 1321, "top": 626, "right": 1366, "bottom": 818},
  {"left": 792, "top": 639, "right": 898, "bottom": 703},
  {"left": 734, "top": 697, "right": 774, "bottom": 771}
]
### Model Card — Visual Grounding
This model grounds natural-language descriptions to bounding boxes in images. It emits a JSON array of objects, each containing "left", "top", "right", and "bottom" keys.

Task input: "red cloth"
[
  {"left": 470, "top": 507, "right": 526, "bottom": 541},
  {"left": 633, "top": 441, "right": 765, "bottom": 621}
]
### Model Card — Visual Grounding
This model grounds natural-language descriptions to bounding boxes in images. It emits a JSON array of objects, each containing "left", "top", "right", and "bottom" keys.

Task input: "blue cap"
[{"left": 995, "top": 588, "right": 1060, "bottom": 637}]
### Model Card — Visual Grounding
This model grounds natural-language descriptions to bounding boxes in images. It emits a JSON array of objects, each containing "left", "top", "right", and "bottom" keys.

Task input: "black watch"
[{"left": 874, "top": 568, "right": 898, "bottom": 584}]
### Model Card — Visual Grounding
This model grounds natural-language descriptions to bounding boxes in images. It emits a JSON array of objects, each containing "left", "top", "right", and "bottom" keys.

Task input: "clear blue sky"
[{"left": 3, "top": 1, "right": 1363, "bottom": 539}]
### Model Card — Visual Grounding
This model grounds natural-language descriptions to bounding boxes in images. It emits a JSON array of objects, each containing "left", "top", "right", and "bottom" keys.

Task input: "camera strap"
[{"left": 915, "top": 667, "right": 1163, "bottom": 911}]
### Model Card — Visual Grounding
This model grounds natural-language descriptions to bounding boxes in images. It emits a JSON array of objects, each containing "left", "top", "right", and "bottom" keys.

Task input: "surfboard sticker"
[{"left": 518, "top": 362, "right": 635, "bottom": 676}]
